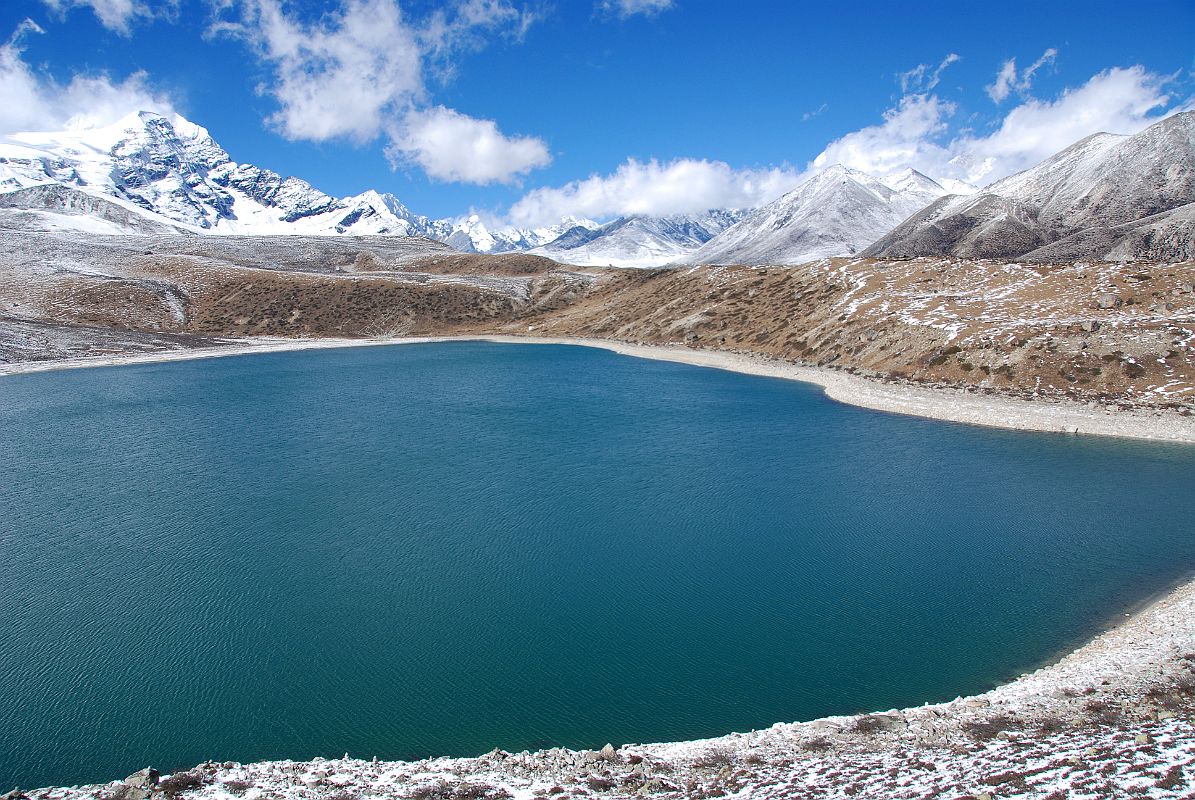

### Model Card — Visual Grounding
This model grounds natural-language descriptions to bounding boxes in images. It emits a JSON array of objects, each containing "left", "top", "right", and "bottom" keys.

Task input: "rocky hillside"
[{"left": 865, "top": 112, "right": 1195, "bottom": 262}]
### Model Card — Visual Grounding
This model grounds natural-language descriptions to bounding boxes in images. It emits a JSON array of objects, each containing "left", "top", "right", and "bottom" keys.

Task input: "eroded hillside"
[{"left": 1, "top": 230, "right": 1192, "bottom": 411}]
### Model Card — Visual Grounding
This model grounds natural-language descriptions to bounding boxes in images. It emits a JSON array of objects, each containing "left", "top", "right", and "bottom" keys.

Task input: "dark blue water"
[{"left": 2, "top": 342, "right": 1194, "bottom": 788}]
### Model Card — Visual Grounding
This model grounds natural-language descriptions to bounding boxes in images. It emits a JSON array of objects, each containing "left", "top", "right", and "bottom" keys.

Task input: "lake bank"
[{"left": 3, "top": 333, "right": 1194, "bottom": 444}]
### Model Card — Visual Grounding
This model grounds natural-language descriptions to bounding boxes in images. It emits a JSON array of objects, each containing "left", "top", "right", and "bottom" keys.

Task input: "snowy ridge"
[
  {"left": 865, "top": 112, "right": 1195, "bottom": 261},
  {"left": 528, "top": 210, "right": 748, "bottom": 268},
  {"left": 680, "top": 165, "right": 970, "bottom": 266}
]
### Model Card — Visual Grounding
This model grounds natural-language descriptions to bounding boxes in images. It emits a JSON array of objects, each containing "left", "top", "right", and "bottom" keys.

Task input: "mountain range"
[
  {"left": 679, "top": 166, "right": 970, "bottom": 266},
  {"left": 0, "top": 111, "right": 584, "bottom": 251},
  {"left": 528, "top": 210, "right": 748, "bottom": 268},
  {"left": 1, "top": 109, "right": 1191, "bottom": 266}
]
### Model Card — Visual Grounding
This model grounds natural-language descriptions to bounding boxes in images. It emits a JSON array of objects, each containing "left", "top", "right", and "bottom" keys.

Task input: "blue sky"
[{"left": 2, "top": 0, "right": 1193, "bottom": 224}]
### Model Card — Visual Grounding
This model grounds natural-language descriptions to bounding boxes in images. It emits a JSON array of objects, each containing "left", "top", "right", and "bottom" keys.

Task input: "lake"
[{"left": 2, "top": 341, "right": 1194, "bottom": 788}]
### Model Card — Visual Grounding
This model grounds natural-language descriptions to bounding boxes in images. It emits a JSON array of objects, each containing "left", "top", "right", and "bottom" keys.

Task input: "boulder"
[{"left": 124, "top": 768, "right": 159, "bottom": 789}]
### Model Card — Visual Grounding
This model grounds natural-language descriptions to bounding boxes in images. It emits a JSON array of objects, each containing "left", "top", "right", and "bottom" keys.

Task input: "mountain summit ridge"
[
  {"left": 679, "top": 163, "right": 971, "bottom": 266},
  {"left": 0, "top": 110, "right": 594, "bottom": 252}
]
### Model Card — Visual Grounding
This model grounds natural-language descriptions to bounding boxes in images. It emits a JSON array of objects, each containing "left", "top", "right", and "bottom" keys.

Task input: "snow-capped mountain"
[
  {"left": 529, "top": 210, "right": 748, "bottom": 268},
  {"left": 864, "top": 112, "right": 1195, "bottom": 261},
  {"left": 0, "top": 110, "right": 590, "bottom": 252},
  {"left": 680, "top": 166, "right": 968, "bottom": 266},
  {"left": 445, "top": 214, "right": 601, "bottom": 254}
]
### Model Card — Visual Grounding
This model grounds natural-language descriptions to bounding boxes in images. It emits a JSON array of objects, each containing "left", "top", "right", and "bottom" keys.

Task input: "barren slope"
[{"left": 3, "top": 231, "right": 1193, "bottom": 412}]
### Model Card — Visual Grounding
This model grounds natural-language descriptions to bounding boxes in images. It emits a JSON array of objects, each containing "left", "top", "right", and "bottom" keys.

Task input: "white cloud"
[
  {"left": 422, "top": 0, "right": 539, "bottom": 60},
  {"left": 0, "top": 20, "right": 176, "bottom": 134},
  {"left": 986, "top": 47, "right": 1057, "bottom": 103},
  {"left": 957, "top": 65, "right": 1170, "bottom": 182},
  {"left": 386, "top": 106, "right": 551, "bottom": 184},
  {"left": 507, "top": 157, "right": 802, "bottom": 226},
  {"left": 217, "top": 0, "right": 424, "bottom": 143},
  {"left": 813, "top": 65, "right": 1172, "bottom": 186},
  {"left": 40, "top": 0, "right": 175, "bottom": 36},
  {"left": 899, "top": 53, "right": 960, "bottom": 93},
  {"left": 811, "top": 94, "right": 955, "bottom": 176},
  {"left": 802, "top": 103, "right": 827, "bottom": 122},
  {"left": 598, "top": 0, "right": 674, "bottom": 19},
  {"left": 214, "top": 0, "right": 551, "bottom": 184}
]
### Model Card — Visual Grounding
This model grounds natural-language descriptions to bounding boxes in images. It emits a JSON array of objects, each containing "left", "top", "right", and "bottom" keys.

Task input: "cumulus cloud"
[
  {"left": 387, "top": 106, "right": 551, "bottom": 184},
  {"left": 811, "top": 94, "right": 954, "bottom": 176},
  {"left": 898, "top": 53, "right": 960, "bottom": 93},
  {"left": 813, "top": 65, "right": 1172, "bottom": 186},
  {"left": 213, "top": 0, "right": 551, "bottom": 184},
  {"left": 986, "top": 47, "right": 1057, "bottom": 102},
  {"left": 507, "top": 157, "right": 802, "bottom": 226},
  {"left": 598, "top": 0, "right": 674, "bottom": 19},
  {"left": 40, "top": 0, "right": 176, "bottom": 35},
  {"left": 957, "top": 65, "right": 1171, "bottom": 181},
  {"left": 0, "top": 20, "right": 176, "bottom": 135},
  {"left": 214, "top": 0, "right": 423, "bottom": 143}
]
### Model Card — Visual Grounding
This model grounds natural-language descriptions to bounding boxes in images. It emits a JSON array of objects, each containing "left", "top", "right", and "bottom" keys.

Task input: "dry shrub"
[
  {"left": 800, "top": 737, "right": 832, "bottom": 753},
  {"left": 692, "top": 748, "right": 735, "bottom": 769},
  {"left": 961, "top": 714, "right": 1020, "bottom": 741},
  {"left": 159, "top": 770, "right": 208, "bottom": 797}
]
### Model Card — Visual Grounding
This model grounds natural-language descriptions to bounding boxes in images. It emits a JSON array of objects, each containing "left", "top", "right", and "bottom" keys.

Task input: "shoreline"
[
  {"left": 3, "top": 333, "right": 1194, "bottom": 444},
  {"left": 8, "top": 333, "right": 1195, "bottom": 797}
]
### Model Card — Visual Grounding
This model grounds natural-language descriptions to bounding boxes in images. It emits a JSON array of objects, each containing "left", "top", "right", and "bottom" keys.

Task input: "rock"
[
  {"left": 972, "top": 794, "right": 994, "bottom": 800},
  {"left": 122, "top": 788, "right": 151, "bottom": 800},
  {"left": 599, "top": 743, "right": 618, "bottom": 761},
  {"left": 124, "top": 768, "right": 159, "bottom": 789},
  {"left": 868, "top": 712, "right": 906, "bottom": 732},
  {"left": 2, "top": 790, "right": 28, "bottom": 800},
  {"left": 1159, "top": 710, "right": 1176, "bottom": 721},
  {"left": 1135, "top": 733, "right": 1153, "bottom": 745},
  {"left": 1095, "top": 293, "right": 1121, "bottom": 309},
  {"left": 1080, "top": 320, "right": 1101, "bottom": 332}
]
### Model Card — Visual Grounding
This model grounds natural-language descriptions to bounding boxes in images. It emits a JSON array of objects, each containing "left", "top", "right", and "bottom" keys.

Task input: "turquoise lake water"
[{"left": 2, "top": 341, "right": 1194, "bottom": 788}]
